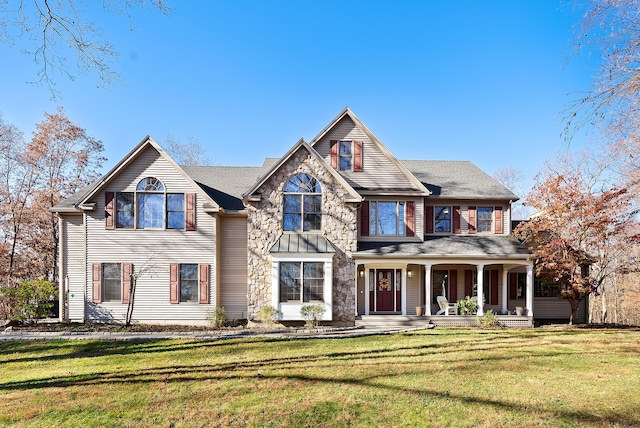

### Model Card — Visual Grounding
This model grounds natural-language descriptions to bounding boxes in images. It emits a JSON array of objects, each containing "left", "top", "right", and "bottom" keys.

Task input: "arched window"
[
  {"left": 136, "top": 177, "right": 166, "bottom": 228},
  {"left": 283, "top": 173, "right": 322, "bottom": 232},
  {"left": 113, "top": 177, "right": 188, "bottom": 230}
]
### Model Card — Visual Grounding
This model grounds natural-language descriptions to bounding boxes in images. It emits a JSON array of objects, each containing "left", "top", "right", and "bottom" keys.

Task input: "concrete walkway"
[{"left": 0, "top": 324, "right": 432, "bottom": 341}]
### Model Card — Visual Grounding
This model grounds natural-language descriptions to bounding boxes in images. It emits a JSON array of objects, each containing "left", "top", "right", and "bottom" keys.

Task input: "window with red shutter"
[
  {"left": 105, "top": 192, "right": 114, "bottom": 230},
  {"left": 360, "top": 201, "right": 369, "bottom": 237},
  {"left": 199, "top": 264, "right": 209, "bottom": 304},
  {"left": 353, "top": 140, "right": 363, "bottom": 172},
  {"left": 405, "top": 201, "right": 415, "bottom": 237}
]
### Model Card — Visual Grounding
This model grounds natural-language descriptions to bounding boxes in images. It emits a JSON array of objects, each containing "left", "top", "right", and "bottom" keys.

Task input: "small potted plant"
[{"left": 456, "top": 296, "right": 478, "bottom": 315}]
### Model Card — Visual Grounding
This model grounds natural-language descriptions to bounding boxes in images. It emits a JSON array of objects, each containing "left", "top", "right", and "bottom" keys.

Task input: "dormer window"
[{"left": 283, "top": 173, "right": 322, "bottom": 232}]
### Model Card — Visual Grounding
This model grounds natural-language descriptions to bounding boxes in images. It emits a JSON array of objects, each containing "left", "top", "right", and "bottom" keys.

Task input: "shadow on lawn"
[
  {"left": 2, "top": 348, "right": 637, "bottom": 426},
  {"left": 2, "top": 330, "right": 638, "bottom": 426},
  {"left": 0, "top": 327, "right": 586, "bottom": 366}
]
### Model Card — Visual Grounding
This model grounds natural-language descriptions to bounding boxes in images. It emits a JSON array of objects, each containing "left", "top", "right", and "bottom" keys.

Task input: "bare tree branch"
[{"left": 0, "top": 0, "right": 171, "bottom": 95}]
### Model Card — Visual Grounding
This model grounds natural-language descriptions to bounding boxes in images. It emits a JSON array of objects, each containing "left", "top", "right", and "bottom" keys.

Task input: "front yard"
[{"left": 1, "top": 327, "right": 639, "bottom": 427}]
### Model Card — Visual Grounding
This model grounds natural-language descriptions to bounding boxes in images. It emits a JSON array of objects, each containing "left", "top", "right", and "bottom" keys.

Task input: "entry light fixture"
[
  {"left": 359, "top": 269, "right": 364, "bottom": 278},
  {"left": 407, "top": 269, "right": 413, "bottom": 278}
]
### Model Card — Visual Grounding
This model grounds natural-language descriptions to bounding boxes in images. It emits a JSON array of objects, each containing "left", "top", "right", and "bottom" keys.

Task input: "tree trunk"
[
  {"left": 125, "top": 276, "right": 136, "bottom": 326},
  {"left": 568, "top": 297, "right": 580, "bottom": 325},
  {"left": 601, "top": 286, "right": 607, "bottom": 324}
]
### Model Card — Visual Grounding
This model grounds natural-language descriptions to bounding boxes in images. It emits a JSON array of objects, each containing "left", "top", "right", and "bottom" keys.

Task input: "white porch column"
[
  {"left": 354, "top": 262, "right": 360, "bottom": 317},
  {"left": 526, "top": 263, "right": 534, "bottom": 317},
  {"left": 476, "top": 264, "right": 485, "bottom": 316},
  {"left": 401, "top": 268, "right": 407, "bottom": 316},
  {"left": 364, "top": 268, "right": 370, "bottom": 316},
  {"left": 501, "top": 269, "right": 508, "bottom": 315},
  {"left": 424, "top": 263, "right": 433, "bottom": 316}
]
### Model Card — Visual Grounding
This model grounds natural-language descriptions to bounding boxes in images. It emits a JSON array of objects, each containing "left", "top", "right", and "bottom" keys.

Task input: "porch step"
[{"left": 356, "top": 315, "right": 432, "bottom": 328}]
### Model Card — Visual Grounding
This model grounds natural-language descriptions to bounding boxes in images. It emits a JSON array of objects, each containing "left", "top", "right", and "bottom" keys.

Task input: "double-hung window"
[
  {"left": 102, "top": 263, "right": 122, "bottom": 302},
  {"left": 283, "top": 173, "right": 322, "bottom": 232},
  {"left": 339, "top": 141, "right": 352, "bottom": 171},
  {"left": 370, "top": 201, "right": 405, "bottom": 236},
  {"left": 434, "top": 206, "right": 451, "bottom": 232},
  {"left": 179, "top": 264, "right": 199, "bottom": 302},
  {"left": 477, "top": 207, "right": 493, "bottom": 233},
  {"left": 279, "top": 262, "right": 324, "bottom": 303}
]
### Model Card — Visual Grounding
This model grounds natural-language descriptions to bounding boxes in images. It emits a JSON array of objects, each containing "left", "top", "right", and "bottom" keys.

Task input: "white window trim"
[
  {"left": 369, "top": 200, "right": 406, "bottom": 237},
  {"left": 271, "top": 253, "right": 333, "bottom": 321},
  {"left": 476, "top": 206, "right": 494, "bottom": 234},
  {"left": 339, "top": 140, "right": 353, "bottom": 172}
]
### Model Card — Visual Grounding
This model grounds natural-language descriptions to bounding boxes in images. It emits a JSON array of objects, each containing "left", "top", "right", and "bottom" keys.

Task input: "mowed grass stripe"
[{"left": 0, "top": 328, "right": 638, "bottom": 427}]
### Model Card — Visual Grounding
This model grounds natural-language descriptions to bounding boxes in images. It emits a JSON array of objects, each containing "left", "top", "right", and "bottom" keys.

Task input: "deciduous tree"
[
  {"left": 0, "top": 109, "right": 104, "bottom": 285},
  {"left": 164, "top": 136, "right": 213, "bottom": 166},
  {"left": 515, "top": 155, "right": 640, "bottom": 323}
]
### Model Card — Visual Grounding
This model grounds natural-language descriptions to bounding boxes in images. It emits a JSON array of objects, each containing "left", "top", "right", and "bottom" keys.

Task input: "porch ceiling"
[{"left": 355, "top": 235, "right": 530, "bottom": 259}]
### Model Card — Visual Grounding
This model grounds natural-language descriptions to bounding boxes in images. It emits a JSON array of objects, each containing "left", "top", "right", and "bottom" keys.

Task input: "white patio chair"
[{"left": 436, "top": 296, "right": 457, "bottom": 316}]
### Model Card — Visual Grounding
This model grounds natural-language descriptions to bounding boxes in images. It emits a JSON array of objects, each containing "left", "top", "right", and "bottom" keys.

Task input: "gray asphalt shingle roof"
[
  {"left": 401, "top": 160, "right": 519, "bottom": 200},
  {"left": 356, "top": 235, "right": 530, "bottom": 259},
  {"left": 54, "top": 157, "right": 517, "bottom": 212}
]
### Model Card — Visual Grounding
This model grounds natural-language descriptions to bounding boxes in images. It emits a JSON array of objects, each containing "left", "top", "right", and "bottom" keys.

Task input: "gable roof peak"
[
  {"left": 310, "top": 108, "right": 431, "bottom": 196},
  {"left": 242, "top": 137, "right": 362, "bottom": 203},
  {"left": 63, "top": 135, "right": 221, "bottom": 212}
]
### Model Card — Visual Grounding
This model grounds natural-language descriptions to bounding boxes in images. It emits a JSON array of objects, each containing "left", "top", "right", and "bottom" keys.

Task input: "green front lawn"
[{"left": 1, "top": 328, "right": 639, "bottom": 427}]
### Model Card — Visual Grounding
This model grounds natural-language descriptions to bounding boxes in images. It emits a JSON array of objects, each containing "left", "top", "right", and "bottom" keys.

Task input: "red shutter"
[
  {"left": 105, "top": 192, "right": 114, "bottom": 230},
  {"left": 491, "top": 271, "right": 499, "bottom": 305},
  {"left": 170, "top": 263, "right": 179, "bottom": 304},
  {"left": 509, "top": 272, "right": 517, "bottom": 300},
  {"left": 405, "top": 201, "right": 415, "bottom": 237},
  {"left": 353, "top": 140, "right": 363, "bottom": 172},
  {"left": 186, "top": 193, "right": 196, "bottom": 231},
  {"left": 494, "top": 206, "right": 503, "bottom": 234},
  {"left": 199, "top": 264, "right": 209, "bottom": 304},
  {"left": 360, "top": 201, "right": 369, "bottom": 236},
  {"left": 453, "top": 206, "right": 461, "bottom": 234},
  {"left": 92, "top": 263, "right": 102, "bottom": 303},
  {"left": 426, "top": 205, "right": 434, "bottom": 234},
  {"left": 464, "top": 270, "right": 473, "bottom": 297},
  {"left": 449, "top": 270, "right": 458, "bottom": 302},
  {"left": 122, "top": 263, "right": 132, "bottom": 304},
  {"left": 330, "top": 140, "right": 338, "bottom": 169},
  {"left": 468, "top": 206, "right": 476, "bottom": 234}
]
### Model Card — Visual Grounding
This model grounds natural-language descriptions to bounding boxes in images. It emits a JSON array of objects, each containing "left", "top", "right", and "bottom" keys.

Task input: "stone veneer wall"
[{"left": 246, "top": 149, "right": 358, "bottom": 323}]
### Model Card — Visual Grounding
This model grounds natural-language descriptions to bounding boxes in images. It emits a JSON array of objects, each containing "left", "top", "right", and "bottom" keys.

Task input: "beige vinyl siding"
[
  {"left": 314, "top": 116, "right": 417, "bottom": 190},
  {"left": 219, "top": 216, "right": 248, "bottom": 320},
  {"left": 84, "top": 146, "right": 216, "bottom": 324},
  {"left": 534, "top": 298, "right": 587, "bottom": 323},
  {"left": 63, "top": 214, "right": 86, "bottom": 322}
]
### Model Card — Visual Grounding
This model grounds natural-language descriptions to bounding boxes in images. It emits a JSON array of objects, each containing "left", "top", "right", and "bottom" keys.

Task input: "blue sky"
[{"left": 0, "top": 1, "right": 596, "bottom": 195}]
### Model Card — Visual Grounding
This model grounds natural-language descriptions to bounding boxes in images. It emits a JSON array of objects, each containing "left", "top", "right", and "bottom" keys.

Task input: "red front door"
[{"left": 375, "top": 270, "right": 394, "bottom": 312}]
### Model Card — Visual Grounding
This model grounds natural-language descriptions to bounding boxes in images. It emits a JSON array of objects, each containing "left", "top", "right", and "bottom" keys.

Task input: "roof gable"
[
  {"left": 310, "top": 107, "right": 430, "bottom": 196},
  {"left": 242, "top": 138, "right": 362, "bottom": 203},
  {"left": 54, "top": 136, "right": 221, "bottom": 213}
]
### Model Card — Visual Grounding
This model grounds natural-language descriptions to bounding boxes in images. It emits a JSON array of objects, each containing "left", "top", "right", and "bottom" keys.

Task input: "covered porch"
[{"left": 354, "top": 236, "right": 534, "bottom": 325}]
